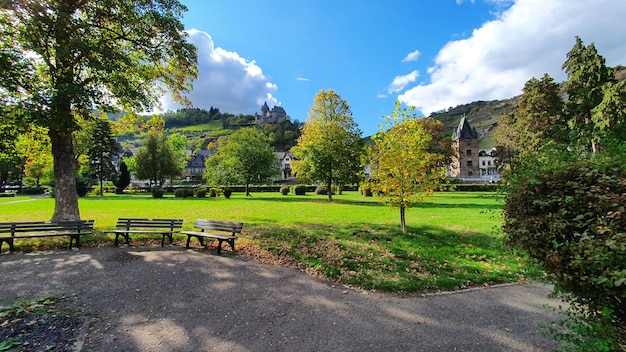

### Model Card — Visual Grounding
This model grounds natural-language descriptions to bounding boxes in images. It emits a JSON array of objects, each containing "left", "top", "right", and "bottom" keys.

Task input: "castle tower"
[
  {"left": 261, "top": 101, "right": 270, "bottom": 117},
  {"left": 450, "top": 116, "right": 479, "bottom": 179}
]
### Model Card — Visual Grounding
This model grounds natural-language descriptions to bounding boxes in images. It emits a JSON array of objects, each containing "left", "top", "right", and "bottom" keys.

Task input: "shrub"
[
  {"left": 21, "top": 186, "right": 46, "bottom": 195},
  {"left": 209, "top": 187, "right": 221, "bottom": 197},
  {"left": 279, "top": 185, "right": 290, "bottom": 195},
  {"left": 503, "top": 151, "right": 626, "bottom": 348},
  {"left": 291, "top": 184, "right": 307, "bottom": 195},
  {"left": 174, "top": 188, "right": 189, "bottom": 198},
  {"left": 196, "top": 186, "right": 207, "bottom": 198},
  {"left": 75, "top": 178, "right": 90, "bottom": 197},
  {"left": 223, "top": 188, "right": 232, "bottom": 199},
  {"left": 151, "top": 187, "right": 164, "bottom": 198},
  {"left": 315, "top": 186, "right": 329, "bottom": 195}
]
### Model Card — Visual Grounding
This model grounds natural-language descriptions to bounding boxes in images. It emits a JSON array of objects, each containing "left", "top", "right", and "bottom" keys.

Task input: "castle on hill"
[{"left": 255, "top": 101, "right": 288, "bottom": 124}]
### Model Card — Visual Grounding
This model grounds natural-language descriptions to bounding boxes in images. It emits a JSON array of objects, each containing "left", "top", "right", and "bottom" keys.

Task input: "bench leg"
[
  {"left": 114, "top": 233, "right": 130, "bottom": 247},
  {"left": 216, "top": 238, "right": 236, "bottom": 255},
  {"left": 185, "top": 235, "right": 205, "bottom": 249},
  {"left": 160, "top": 233, "right": 174, "bottom": 247},
  {"left": 68, "top": 234, "right": 82, "bottom": 249},
  {"left": 0, "top": 238, "right": 14, "bottom": 254}
]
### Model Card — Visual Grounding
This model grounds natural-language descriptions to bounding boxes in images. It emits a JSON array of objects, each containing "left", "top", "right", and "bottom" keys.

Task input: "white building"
[{"left": 478, "top": 148, "right": 499, "bottom": 182}]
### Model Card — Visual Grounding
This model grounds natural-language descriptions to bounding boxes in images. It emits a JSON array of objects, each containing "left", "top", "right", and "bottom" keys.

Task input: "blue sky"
[{"left": 162, "top": 0, "right": 626, "bottom": 136}]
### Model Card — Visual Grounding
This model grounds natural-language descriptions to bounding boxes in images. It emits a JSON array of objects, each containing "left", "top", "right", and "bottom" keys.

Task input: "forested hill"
[
  {"left": 430, "top": 65, "right": 626, "bottom": 149},
  {"left": 428, "top": 97, "right": 518, "bottom": 149}
]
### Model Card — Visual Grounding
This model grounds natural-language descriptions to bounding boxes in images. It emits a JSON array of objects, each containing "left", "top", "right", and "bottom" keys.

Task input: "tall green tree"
[
  {"left": 0, "top": 1, "right": 197, "bottom": 220},
  {"left": 562, "top": 36, "right": 615, "bottom": 153},
  {"left": 15, "top": 127, "right": 53, "bottom": 187},
  {"left": 501, "top": 37, "right": 626, "bottom": 349},
  {"left": 591, "top": 80, "right": 626, "bottom": 150},
  {"left": 367, "top": 102, "right": 449, "bottom": 233},
  {"left": 134, "top": 134, "right": 180, "bottom": 188},
  {"left": 291, "top": 89, "right": 364, "bottom": 201},
  {"left": 112, "top": 160, "right": 131, "bottom": 194},
  {"left": 87, "top": 118, "right": 119, "bottom": 196},
  {"left": 494, "top": 74, "right": 566, "bottom": 169},
  {"left": 167, "top": 132, "right": 189, "bottom": 173},
  {"left": 204, "top": 127, "right": 280, "bottom": 196}
]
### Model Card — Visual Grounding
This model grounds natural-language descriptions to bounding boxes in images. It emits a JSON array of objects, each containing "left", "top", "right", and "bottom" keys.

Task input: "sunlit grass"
[
  {"left": 0, "top": 191, "right": 543, "bottom": 292},
  {"left": 176, "top": 121, "right": 222, "bottom": 131}
]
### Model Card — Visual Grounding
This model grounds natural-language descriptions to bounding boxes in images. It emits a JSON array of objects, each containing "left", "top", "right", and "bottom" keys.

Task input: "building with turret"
[
  {"left": 255, "top": 101, "right": 288, "bottom": 124},
  {"left": 450, "top": 116, "right": 479, "bottom": 179}
]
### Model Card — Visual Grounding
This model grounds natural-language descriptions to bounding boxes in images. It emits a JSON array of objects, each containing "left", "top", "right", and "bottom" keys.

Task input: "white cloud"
[
  {"left": 402, "top": 50, "right": 421, "bottom": 63},
  {"left": 160, "top": 29, "right": 278, "bottom": 114},
  {"left": 399, "top": 0, "right": 626, "bottom": 115},
  {"left": 388, "top": 70, "right": 419, "bottom": 94},
  {"left": 296, "top": 77, "right": 310, "bottom": 81}
]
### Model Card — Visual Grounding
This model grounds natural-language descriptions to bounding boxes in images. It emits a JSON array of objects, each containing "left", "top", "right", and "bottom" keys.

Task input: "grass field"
[{"left": 0, "top": 191, "right": 543, "bottom": 292}]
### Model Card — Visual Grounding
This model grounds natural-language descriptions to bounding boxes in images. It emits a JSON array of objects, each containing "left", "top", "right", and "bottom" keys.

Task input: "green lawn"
[
  {"left": 0, "top": 191, "right": 543, "bottom": 292},
  {"left": 176, "top": 121, "right": 223, "bottom": 132}
]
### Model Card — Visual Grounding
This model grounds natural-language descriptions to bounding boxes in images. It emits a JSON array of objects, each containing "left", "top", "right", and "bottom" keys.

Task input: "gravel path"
[{"left": 0, "top": 246, "right": 564, "bottom": 351}]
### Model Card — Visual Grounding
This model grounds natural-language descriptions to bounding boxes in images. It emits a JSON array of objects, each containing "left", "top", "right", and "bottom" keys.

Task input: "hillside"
[
  {"left": 429, "top": 97, "right": 518, "bottom": 149},
  {"left": 430, "top": 65, "right": 626, "bottom": 149}
]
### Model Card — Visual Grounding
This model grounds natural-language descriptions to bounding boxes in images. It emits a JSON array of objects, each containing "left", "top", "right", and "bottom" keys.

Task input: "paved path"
[{"left": 0, "top": 246, "right": 564, "bottom": 351}]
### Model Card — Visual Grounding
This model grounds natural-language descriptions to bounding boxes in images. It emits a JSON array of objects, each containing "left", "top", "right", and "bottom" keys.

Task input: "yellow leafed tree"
[{"left": 368, "top": 102, "right": 451, "bottom": 232}]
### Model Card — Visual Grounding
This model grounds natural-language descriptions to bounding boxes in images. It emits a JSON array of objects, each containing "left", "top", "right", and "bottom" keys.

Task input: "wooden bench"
[
  {"left": 0, "top": 220, "right": 95, "bottom": 254},
  {"left": 105, "top": 218, "right": 184, "bottom": 247},
  {"left": 181, "top": 219, "right": 243, "bottom": 254}
]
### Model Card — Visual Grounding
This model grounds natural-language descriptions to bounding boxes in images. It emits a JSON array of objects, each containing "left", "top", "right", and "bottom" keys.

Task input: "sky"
[{"left": 161, "top": 0, "right": 626, "bottom": 137}]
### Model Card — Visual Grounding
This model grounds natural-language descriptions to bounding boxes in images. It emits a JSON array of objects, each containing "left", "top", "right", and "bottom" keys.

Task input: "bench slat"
[
  {"left": 106, "top": 218, "right": 184, "bottom": 247},
  {"left": 183, "top": 219, "right": 244, "bottom": 254},
  {"left": 0, "top": 220, "right": 95, "bottom": 254}
]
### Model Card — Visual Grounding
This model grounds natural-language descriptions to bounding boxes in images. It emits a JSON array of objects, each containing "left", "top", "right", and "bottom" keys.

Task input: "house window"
[
  {"left": 468, "top": 171, "right": 473, "bottom": 177},
  {"left": 466, "top": 149, "right": 472, "bottom": 156},
  {"left": 487, "top": 160, "right": 492, "bottom": 166},
  {"left": 467, "top": 160, "right": 473, "bottom": 167},
  {"left": 482, "top": 161, "right": 485, "bottom": 166}
]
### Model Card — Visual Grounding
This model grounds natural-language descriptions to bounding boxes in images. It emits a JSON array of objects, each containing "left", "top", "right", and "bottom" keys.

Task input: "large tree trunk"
[{"left": 50, "top": 129, "right": 80, "bottom": 221}]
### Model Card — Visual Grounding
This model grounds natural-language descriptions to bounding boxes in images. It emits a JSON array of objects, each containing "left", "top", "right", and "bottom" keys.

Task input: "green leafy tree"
[
  {"left": 502, "top": 37, "right": 626, "bottom": 350},
  {"left": 204, "top": 127, "right": 280, "bottom": 196},
  {"left": 167, "top": 132, "right": 189, "bottom": 173},
  {"left": 113, "top": 160, "right": 131, "bottom": 194},
  {"left": 562, "top": 36, "right": 615, "bottom": 153},
  {"left": 591, "top": 80, "right": 626, "bottom": 150},
  {"left": 0, "top": 1, "right": 197, "bottom": 220},
  {"left": 291, "top": 89, "right": 364, "bottom": 201},
  {"left": 15, "top": 126, "right": 53, "bottom": 187},
  {"left": 494, "top": 74, "right": 567, "bottom": 169},
  {"left": 0, "top": 123, "right": 21, "bottom": 191},
  {"left": 367, "top": 102, "right": 449, "bottom": 233},
  {"left": 134, "top": 134, "right": 180, "bottom": 188},
  {"left": 87, "top": 118, "right": 119, "bottom": 196}
]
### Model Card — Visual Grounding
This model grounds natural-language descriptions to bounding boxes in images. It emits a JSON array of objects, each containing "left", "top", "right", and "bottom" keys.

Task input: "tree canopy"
[
  {"left": 0, "top": 0, "right": 197, "bottom": 220},
  {"left": 291, "top": 89, "right": 364, "bottom": 201},
  {"left": 500, "top": 37, "right": 626, "bottom": 349},
  {"left": 368, "top": 102, "right": 450, "bottom": 233},
  {"left": 204, "top": 127, "right": 280, "bottom": 196}
]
